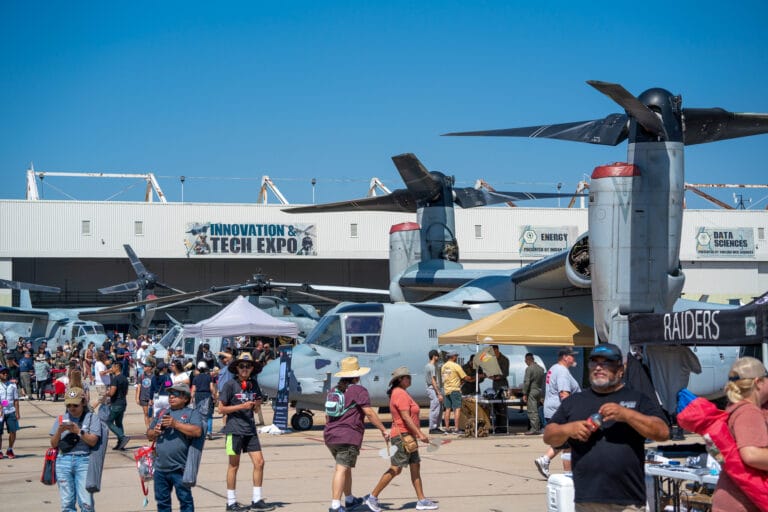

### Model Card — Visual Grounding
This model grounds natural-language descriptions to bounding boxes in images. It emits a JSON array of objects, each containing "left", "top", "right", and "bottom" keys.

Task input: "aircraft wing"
[{"left": 0, "top": 306, "right": 50, "bottom": 322}]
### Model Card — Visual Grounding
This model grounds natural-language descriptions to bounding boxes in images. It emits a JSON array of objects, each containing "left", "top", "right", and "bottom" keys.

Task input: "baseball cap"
[
  {"left": 197, "top": 361, "right": 207, "bottom": 370},
  {"left": 445, "top": 349, "right": 459, "bottom": 357},
  {"left": 168, "top": 383, "right": 191, "bottom": 396},
  {"left": 156, "top": 361, "right": 166, "bottom": 370},
  {"left": 589, "top": 343, "right": 623, "bottom": 362},
  {"left": 558, "top": 347, "right": 577, "bottom": 359},
  {"left": 64, "top": 387, "right": 85, "bottom": 405}
]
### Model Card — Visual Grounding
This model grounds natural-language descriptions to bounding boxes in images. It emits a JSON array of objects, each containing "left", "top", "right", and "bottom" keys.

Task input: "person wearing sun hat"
[
  {"left": 218, "top": 352, "right": 275, "bottom": 511},
  {"left": 0, "top": 364, "right": 20, "bottom": 459},
  {"left": 50, "top": 387, "right": 102, "bottom": 511},
  {"left": 363, "top": 367, "right": 438, "bottom": 511},
  {"left": 324, "top": 357, "right": 388, "bottom": 512}
]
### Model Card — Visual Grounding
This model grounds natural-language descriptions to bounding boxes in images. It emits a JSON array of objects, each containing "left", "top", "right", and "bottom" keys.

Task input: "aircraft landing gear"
[{"left": 290, "top": 410, "right": 314, "bottom": 431}]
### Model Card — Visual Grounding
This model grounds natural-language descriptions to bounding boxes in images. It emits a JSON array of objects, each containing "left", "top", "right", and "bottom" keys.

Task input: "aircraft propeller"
[
  {"left": 444, "top": 80, "right": 768, "bottom": 146},
  {"left": 284, "top": 153, "right": 579, "bottom": 214},
  {"left": 0, "top": 279, "right": 60, "bottom": 294}
]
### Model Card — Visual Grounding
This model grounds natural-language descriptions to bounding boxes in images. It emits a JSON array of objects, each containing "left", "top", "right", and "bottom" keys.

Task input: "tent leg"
[{"left": 475, "top": 343, "right": 479, "bottom": 439}]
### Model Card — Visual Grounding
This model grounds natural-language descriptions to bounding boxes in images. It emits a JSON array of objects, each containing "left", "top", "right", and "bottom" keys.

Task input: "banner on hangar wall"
[
  {"left": 518, "top": 225, "right": 578, "bottom": 257},
  {"left": 695, "top": 227, "right": 754, "bottom": 258},
  {"left": 183, "top": 222, "right": 317, "bottom": 257}
]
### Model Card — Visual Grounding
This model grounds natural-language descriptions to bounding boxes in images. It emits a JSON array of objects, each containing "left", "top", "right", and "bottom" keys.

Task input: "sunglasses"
[
  {"left": 66, "top": 403, "right": 82, "bottom": 408},
  {"left": 237, "top": 363, "right": 253, "bottom": 370},
  {"left": 588, "top": 360, "right": 621, "bottom": 370},
  {"left": 168, "top": 391, "right": 186, "bottom": 397}
]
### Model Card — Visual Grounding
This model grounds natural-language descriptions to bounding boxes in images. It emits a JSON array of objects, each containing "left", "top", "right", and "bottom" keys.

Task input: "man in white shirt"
[{"left": 92, "top": 355, "right": 111, "bottom": 408}]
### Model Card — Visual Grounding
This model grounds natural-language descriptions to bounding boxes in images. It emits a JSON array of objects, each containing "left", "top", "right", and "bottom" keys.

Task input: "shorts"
[
  {"left": 326, "top": 444, "right": 360, "bottom": 468},
  {"left": 390, "top": 435, "right": 420, "bottom": 467},
  {"left": 225, "top": 434, "right": 262, "bottom": 456},
  {"left": 139, "top": 400, "right": 149, "bottom": 407},
  {"left": 444, "top": 391, "right": 462, "bottom": 410},
  {"left": 0, "top": 413, "right": 19, "bottom": 433}
]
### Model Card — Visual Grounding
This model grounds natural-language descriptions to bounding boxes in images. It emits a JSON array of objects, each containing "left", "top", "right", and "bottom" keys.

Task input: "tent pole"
[{"left": 475, "top": 343, "right": 479, "bottom": 439}]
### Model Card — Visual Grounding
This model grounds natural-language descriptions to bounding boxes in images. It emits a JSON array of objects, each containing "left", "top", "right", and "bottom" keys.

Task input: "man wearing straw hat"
[
  {"left": 324, "top": 356, "right": 389, "bottom": 512},
  {"left": 218, "top": 353, "right": 275, "bottom": 511}
]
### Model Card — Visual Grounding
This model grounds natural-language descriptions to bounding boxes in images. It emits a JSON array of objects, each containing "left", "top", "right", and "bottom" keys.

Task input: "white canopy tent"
[{"left": 183, "top": 295, "right": 298, "bottom": 338}]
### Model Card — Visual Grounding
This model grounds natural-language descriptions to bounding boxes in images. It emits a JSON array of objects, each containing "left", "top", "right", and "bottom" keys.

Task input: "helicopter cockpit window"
[
  {"left": 77, "top": 327, "right": 87, "bottom": 337},
  {"left": 94, "top": 325, "right": 105, "bottom": 334},
  {"left": 344, "top": 315, "right": 382, "bottom": 354},
  {"left": 305, "top": 314, "right": 342, "bottom": 352}
]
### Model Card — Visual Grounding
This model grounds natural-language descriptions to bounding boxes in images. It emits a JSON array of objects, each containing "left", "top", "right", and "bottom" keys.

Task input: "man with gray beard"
[{"left": 543, "top": 343, "right": 669, "bottom": 512}]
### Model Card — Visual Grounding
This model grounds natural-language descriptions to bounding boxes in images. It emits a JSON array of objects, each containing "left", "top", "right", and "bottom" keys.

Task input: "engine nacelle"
[{"left": 565, "top": 233, "right": 591, "bottom": 289}]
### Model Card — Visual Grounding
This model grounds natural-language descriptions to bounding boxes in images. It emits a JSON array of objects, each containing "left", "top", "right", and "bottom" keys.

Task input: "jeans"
[
  {"left": 154, "top": 469, "right": 194, "bottom": 512},
  {"left": 56, "top": 454, "right": 93, "bottom": 512},
  {"left": 106, "top": 403, "right": 126, "bottom": 441}
]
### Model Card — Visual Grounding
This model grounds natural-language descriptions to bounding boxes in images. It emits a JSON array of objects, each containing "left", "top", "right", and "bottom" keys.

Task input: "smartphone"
[{"left": 61, "top": 419, "right": 72, "bottom": 425}]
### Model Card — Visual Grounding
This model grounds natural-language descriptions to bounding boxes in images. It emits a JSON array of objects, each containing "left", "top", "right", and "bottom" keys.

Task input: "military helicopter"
[{"left": 258, "top": 82, "right": 768, "bottom": 430}]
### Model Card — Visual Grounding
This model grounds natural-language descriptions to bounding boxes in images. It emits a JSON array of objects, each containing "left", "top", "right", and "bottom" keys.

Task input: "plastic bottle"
[
  {"left": 586, "top": 413, "right": 603, "bottom": 432},
  {"left": 703, "top": 433, "right": 725, "bottom": 465}
]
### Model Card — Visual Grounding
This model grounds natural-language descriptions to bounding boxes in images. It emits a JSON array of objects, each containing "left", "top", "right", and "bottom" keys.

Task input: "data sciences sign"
[
  {"left": 695, "top": 227, "right": 754, "bottom": 258},
  {"left": 183, "top": 222, "right": 317, "bottom": 257},
  {"left": 518, "top": 226, "right": 577, "bottom": 257}
]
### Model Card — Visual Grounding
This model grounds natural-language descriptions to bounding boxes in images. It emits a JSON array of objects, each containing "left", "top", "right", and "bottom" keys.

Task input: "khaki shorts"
[
  {"left": 327, "top": 444, "right": 360, "bottom": 468},
  {"left": 390, "top": 435, "right": 420, "bottom": 467}
]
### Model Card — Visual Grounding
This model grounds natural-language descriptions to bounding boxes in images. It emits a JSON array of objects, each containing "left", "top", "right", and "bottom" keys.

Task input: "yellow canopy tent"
[
  {"left": 438, "top": 303, "right": 595, "bottom": 347},
  {"left": 437, "top": 303, "right": 594, "bottom": 437}
]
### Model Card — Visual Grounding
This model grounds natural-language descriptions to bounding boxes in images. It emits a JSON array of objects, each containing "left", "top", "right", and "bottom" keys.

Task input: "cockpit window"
[
  {"left": 344, "top": 315, "right": 382, "bottom": 354},
  {"left": 305, "top": 314, "right": 342, "bottom": 351},
  {"left": 94, "top": 325, "right": 105, "bottom": 334},
  {"left": 158, "top": 326, "right": 181, "bottom": 349}
]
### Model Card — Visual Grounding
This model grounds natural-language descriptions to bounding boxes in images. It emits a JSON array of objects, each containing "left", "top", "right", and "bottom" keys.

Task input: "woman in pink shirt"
[{"left": 363, "top": 367, "right": 438, "bottom": 511}]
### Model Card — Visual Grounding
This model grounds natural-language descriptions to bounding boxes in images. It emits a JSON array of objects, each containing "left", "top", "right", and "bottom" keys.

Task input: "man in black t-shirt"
[
  {"left": 106, "top": 360, "right": 131, "bottom": 450},
  {"left": 218, "top": 353, "right": 275, "bottom": 512},
  {"left": 543, "top": 343, "right": 669, "bottom": 510}
]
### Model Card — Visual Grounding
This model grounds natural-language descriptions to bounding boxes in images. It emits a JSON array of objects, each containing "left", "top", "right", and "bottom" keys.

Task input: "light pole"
[
  {"left": 311, "top": 178, "right": 316, "bottom": 204},
  {"left": 557, "top": 182, "right": 563, "bottom": 207},
  {"left": 180, "top": 175, "right": 185, "bottom": 203}
]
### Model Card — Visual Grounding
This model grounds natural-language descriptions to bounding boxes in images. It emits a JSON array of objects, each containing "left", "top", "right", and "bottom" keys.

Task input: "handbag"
[
  {"left": 134, "top": 441, "right": 156, "bottom": 498},
  {"left": 400, "top": 433, "right": 418, "bottom": 454},
  {"left": 41, "top": 447, "right": 58, "bottom": 485}
]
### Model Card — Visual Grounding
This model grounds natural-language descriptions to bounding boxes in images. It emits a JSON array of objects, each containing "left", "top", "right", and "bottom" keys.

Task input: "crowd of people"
[{"left": 2, "top": 329, "right": 767, "bottom": 512}]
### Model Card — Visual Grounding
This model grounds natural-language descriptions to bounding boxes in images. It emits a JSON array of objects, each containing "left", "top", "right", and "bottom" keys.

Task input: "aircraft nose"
[{"left": 259, "top": 359, "right": 280, "bottom": 396}]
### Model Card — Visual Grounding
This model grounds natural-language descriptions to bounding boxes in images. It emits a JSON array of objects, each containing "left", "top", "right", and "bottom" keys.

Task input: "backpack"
[{"left": 325, "top": 388, "right": 356, "bottom": 418}]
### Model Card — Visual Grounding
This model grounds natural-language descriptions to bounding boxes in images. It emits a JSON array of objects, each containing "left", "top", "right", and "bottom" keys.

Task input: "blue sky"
[{"left": 2, "top": 1, "right": 767, "bottom": 208}]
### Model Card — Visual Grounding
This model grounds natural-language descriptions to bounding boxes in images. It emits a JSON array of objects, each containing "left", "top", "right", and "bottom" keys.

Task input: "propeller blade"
[
  {"left": 453, "top": 188, "right": 585, "bottom": 208},
  {"left": 284, "top": 189, "right": 418, "bottom": 213},
  {"left": 99, "top": 281, "right": 141, "bottom": 294},
  {"left": 586, "top": 80, "right": 665, "bottom": 136},
  {"left": 443, "top": 114, "right": 629, "bottom": 146},
  {"left": 391, "top": 153, "right": 443, "bottom": 199},
  {"left": 97, "top": 287, "right": 234, "bottom": 312},
  {"left": 290, "top": 289, "right": 341, "bottom": 305},
  {"left": 0, "top": 279, "right": 61, "bottom": 293},
  {"left": 683, "top": 109, "right": 768, "bottom": 145},
  {"left": 123, "top": 244, "right": 148, "bottom": 276},
  {"left": 152, "top": 288, "right": 240, "bottom": 311}
]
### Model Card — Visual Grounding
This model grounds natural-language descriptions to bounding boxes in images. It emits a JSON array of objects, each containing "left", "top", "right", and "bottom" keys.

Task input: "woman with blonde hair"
[{"left": 712, "top": 356, "right": 768, "bottom": 512}]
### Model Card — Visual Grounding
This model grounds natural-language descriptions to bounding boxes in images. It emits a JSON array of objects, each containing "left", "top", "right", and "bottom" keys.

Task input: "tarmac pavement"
[{"left": 0, "top": 396, "right": 686, "bottom": 511}]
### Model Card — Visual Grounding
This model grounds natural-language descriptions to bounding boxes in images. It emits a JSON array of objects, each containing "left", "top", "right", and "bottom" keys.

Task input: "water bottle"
[{"left": 586, "top": 413, "right": 603, "bottom": 433}]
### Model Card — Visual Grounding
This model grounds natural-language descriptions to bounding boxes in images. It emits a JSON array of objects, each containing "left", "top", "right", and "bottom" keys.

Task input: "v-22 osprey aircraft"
[{"left": 258, "top": 81, "right": 768, "bottom": 430}]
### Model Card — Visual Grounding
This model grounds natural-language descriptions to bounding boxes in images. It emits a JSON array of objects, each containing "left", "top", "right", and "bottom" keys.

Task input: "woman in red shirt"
[
  {"left": 363, "top": 367, "right": 438, "bottom": 511},
  {"left": 712, "top": 357, "right": 768, "bottom": 512}
]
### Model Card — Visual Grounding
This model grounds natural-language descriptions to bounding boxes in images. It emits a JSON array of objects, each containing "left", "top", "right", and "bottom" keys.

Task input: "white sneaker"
[
  {"left": 416, "top": 498, "right": 439, "bottom": 510},
  {"left": 363, "top": 494, "right": 382, "bottom": 512},
  {"left": 534, "top": 456, "right": 550, "bottom": 479}
]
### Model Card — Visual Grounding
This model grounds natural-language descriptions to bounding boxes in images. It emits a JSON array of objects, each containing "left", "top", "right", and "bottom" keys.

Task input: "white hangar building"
[{"left": 1, "top": 199, "right": 766, "bottom": 323}]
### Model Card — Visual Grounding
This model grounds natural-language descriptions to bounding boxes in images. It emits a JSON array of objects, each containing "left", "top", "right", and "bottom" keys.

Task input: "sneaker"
[
  {"left": 345, "top": 496, "right": 364, "bottom": 509},
  {"left": 428, "top": 428, "right": 443, "bottom": 435},
  {"left": 363, "top": 494, "right": 382, "bottom": 512},
  {"left": 455, "top": 429, "right": 465, "bottom": 436},
  {"left": 0, "top": 452, "right": 4, "bottom": 459},
  {"left": 523, "top": 430, "right": 541, "bottom": 436},
  {"left": 534, "top": 456, "right": 550, "bottom": 479},
  {"left": 416, "top": 498, "right": 439, "bottom": 510},
  {"left": 117, "top": 436, "right": 131, "bottom": 451},
  {"left": 225, "top": 503, "right": 250, "bottom": 512},
  {"left": 6, "top": 449, "right": 15, "bottom": 459},
  {"left": 249, "top": 500, "right": 275, "bottom": 511}
]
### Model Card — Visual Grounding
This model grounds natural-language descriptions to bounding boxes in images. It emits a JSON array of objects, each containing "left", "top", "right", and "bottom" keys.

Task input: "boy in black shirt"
[{"left": 106, "top": 360, "right": 131, "bottom": 450}]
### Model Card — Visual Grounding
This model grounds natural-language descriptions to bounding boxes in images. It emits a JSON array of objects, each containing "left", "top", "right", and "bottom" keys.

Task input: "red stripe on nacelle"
[
  {"left": 390, "top": 222, "right": 420, "bottom": 234},
  {"left": 591, "top": 162, "right": 640, "bottom": 179}
]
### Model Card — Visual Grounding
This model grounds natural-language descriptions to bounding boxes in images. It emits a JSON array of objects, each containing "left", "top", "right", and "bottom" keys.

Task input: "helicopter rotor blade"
[
  {"left": 0, "top": 279, "right": 61, "bottom": 293},
  {"left": 99, "top": 281, "right": 141, "bottom": 295}
]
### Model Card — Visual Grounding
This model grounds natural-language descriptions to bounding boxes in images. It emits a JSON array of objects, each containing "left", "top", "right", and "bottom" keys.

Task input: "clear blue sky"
[{"left": 2, "top": 1, "right": 767, "bottom": 208}]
